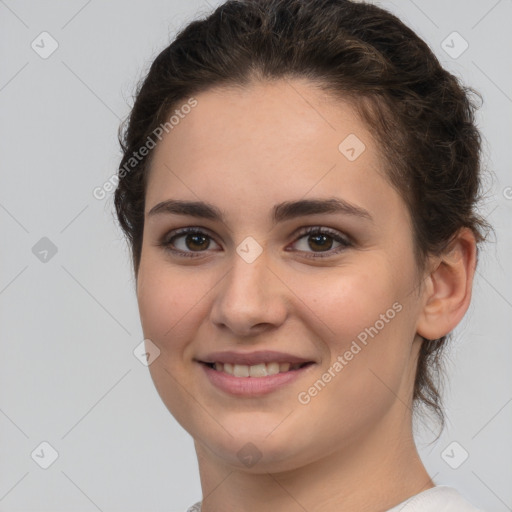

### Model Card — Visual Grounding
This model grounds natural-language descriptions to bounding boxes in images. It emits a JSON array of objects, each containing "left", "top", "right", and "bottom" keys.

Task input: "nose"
[{"left": 209, "top": 247, "right": 288, "bottom": 337}]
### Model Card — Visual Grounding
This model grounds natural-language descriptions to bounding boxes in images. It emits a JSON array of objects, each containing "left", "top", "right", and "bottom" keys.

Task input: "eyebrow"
[{"left": 147, "top": 197, "right": 373, "bottom": 224}]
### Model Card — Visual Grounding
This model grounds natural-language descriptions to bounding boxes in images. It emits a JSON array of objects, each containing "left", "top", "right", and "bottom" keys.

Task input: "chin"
[
  {"left": 204, "top": 438, "right": 304, "bottom": 473},
  {"left": 192, "top": 415, "right": 318, "bottom": 473}
]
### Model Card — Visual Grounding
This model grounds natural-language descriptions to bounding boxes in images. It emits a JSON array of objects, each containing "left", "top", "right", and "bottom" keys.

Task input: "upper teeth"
[{"left": 213, "top": 362, "right": 304, "bottom": 377}]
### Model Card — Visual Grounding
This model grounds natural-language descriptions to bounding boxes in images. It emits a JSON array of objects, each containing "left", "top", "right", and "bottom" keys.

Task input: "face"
[{"left": 136, "top": 79, "right": 428, "bottom": 473}]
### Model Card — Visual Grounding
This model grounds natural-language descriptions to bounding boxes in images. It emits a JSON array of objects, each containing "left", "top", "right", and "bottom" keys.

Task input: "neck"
[{"left": 194, "top": 402, "right": 434, "bottom": 512}]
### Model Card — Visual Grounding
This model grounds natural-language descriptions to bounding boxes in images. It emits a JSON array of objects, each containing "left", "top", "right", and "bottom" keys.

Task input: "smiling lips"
[
  {"left": 198, "top": 350, "right": 315, "bottom": 379},
  {"left": 210, "top": 361, "right": 307, "bottom": 377}
]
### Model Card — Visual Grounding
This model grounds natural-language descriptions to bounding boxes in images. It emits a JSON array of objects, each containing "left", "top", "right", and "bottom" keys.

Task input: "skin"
[{"left": 135, "top": 78, "right": 476, "bottom": 512}]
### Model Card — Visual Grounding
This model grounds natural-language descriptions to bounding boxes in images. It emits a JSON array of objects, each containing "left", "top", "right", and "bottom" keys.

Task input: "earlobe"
[{"left": 416, "top": 228, "right": 477, "bottom": 341}]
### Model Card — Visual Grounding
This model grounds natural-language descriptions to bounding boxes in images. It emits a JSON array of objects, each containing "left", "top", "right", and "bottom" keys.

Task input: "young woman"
[{"left": 114, "top": 1, "right": 490, "bottom": 510}]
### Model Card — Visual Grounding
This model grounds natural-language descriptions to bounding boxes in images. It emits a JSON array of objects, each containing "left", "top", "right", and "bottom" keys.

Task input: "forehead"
[
  {"left": 154, "top": 79, "right": 372, "bottom": 161},
  {"left": 144, "top": 79, "right": 402, "bottom": 227}
]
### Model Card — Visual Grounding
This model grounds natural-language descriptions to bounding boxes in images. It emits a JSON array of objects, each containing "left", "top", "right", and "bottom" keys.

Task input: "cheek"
[
  {"left": 136, "top": 257, "right": 195, "bottom": 351},
  {"left": 289, "top": 269, "right": 415, "bottom": 443},
  {"left": 292, "top": 263, "right": 404, "bottom": 343},
  {"left": 135, "top": 258, "right": 213, "bottom": 430},
  {"left": 136, "top": 254, "right": 224, "bottom": 364},
  {"left": 289, "top": 258, "right": 417, "bottom": 392}
]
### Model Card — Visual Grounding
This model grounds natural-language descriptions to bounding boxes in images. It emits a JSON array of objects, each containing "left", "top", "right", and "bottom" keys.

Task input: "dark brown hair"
[{"left": 114, "top": 0, "right": 491, "bottom": 433}]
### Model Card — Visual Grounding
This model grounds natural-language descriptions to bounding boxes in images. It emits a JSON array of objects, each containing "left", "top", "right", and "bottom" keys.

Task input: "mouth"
[
  {"left": 196, "top": 350, "right": 317, "bottom": 395},
  {"left": 200, "top": 360, "right": 314, "bottom": 377}
]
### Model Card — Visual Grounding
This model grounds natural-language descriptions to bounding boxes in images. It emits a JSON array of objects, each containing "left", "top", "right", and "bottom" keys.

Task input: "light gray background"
[{"left": 1, "top": 0, "right": 510, "bottom": 511}]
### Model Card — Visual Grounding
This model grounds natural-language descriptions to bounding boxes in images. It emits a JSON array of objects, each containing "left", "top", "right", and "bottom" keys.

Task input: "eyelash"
[{"left": 157, "top": 226, "right": 352, "bottom": 259}]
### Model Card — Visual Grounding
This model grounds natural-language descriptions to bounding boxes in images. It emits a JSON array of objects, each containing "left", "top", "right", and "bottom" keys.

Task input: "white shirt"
[
  {"left": 186, "top": 485, "right": 484, "bottom": 511},
  {"left": 386, "top": 485, "right": 484, "bottom": 511}
]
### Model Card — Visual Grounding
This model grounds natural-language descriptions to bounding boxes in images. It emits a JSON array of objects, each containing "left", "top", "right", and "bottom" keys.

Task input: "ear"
[{"left": 416, "top": 228, "right": 477, "bottom": 341}]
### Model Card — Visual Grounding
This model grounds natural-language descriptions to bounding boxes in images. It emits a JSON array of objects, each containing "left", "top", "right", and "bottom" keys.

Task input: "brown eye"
[
  {"left": 160, "top": 228, "right": 221, "bottom": 257},
  {"left": 290, "top": 227, "right": 351, "bottom": 258},
  {"left": 306, "top": 233, "right": 334, "bottom": 252},
  {"left": 182, "top": 233, "right": 210, "bottom": 251},
  {"left": 159, "top": 226, "right": 351, "bottom": 259}
]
